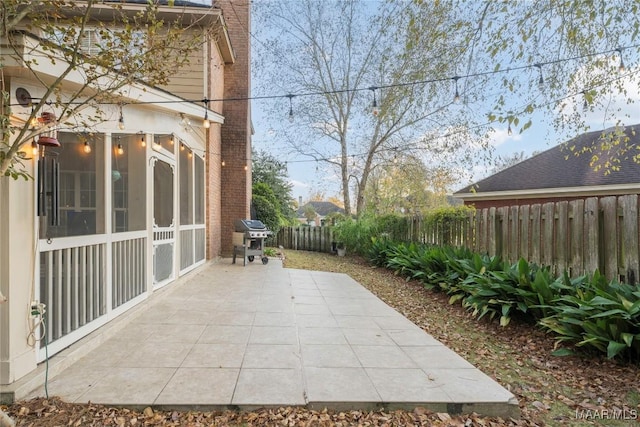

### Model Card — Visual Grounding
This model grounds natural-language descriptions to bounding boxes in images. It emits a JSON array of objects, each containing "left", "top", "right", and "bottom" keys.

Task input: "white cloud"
[{"left": 487, "top": 127, "right": 522, "bottom": 148}]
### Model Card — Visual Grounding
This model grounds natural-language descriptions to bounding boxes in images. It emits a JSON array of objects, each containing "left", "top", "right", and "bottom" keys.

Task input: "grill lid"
[{"left": 234, "top": 219, "right": 267, "bottom": 231}]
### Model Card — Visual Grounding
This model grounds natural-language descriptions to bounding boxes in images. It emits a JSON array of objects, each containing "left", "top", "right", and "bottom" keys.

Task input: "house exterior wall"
[
  {"left": 160, "top": 28, "right": 206, "bottom": 101},
  {"left": 0, "top": 163, "right": 38, "bottom": 386},
  {"left": 206, "top": 43, "right": 226, "bottom": 259},
  {"left": 218, "top": 0, "right": 252, "bottom": 256}
]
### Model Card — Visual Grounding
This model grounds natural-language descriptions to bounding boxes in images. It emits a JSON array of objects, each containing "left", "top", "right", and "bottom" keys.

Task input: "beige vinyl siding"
[{"left": 159, "top": 29, "right": 206, "bottom": 101}]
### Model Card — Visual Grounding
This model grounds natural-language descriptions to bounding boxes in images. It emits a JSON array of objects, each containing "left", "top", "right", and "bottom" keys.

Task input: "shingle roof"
[
  {"left": 455, "top": 125, "right": 640, "bottom": 194},
  {"left": 297, "top": 201, "right": 345, "bottom": 216}
]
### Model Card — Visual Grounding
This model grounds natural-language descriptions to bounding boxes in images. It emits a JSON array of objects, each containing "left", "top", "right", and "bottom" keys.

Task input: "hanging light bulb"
[
  {"left": 180, "top": 142, "right": 185, "bottom": 151},
  {"left": 31, "top": 139, "right": 39, "bottom": 156},
  {"left": 507, "top": 124, "right": 513, "bottom": 136},
  {"left": 140, "top": 133, "right": 146, "bottom": 147},
  {"left": 582, "top": 90, "right": 589, "bottom": 112},
  {"left": 452, "top": 76, "right": 461, "bottom": 103},
  {"left": 29, "top": 105, "right": 38, "bottom": 128},
  {"left": 170, "top": 134, "right": 175, "bottom": 145},
  {"left": 117, "top": 143, "right": 124, "bottom": 155},
  {"left": 118, "top": 105, "right": 125, "bottom": 130},
  {"left": 535, "top": 63, "right": 544, "bottom": 89},
  {"left": 202, "top": 98, "right": 211, "bottom": 128},
  {"left": 616, "top": 48, "right": 625, "bottom": 73},
  {"left": 369, "top": 87, "right": 379, "bottom": 116},
  {"left": 244, "top": 164, "right": 248, "bottom": 171},
  {"left": 83, "top": 140, "right": 92, "bottom": 153},
  {"left": 221, "top": 159, "right": 226, "bottom": 167},
  {"left": 286, "top": 94, "right": 295, "bottom": 122}
]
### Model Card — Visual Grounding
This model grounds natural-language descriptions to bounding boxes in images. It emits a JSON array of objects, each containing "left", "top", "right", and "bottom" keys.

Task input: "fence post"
[{"left": 621, "top": 194, "right": 639, "bottom": 284}]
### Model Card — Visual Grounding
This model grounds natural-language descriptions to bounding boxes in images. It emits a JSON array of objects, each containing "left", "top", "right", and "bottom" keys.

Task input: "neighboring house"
[
  {"left": 454, "top": 125, "right": 640, "bottom": 209},
  {"left": 0, "top": 1, "right": 251, "bottom": 397},
  {"left": 297, "top": 201, "right": 345, "bottom": 226}
]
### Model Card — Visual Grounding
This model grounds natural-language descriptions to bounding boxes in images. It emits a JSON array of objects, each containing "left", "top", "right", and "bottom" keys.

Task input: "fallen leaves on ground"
[{"left": 5, "top": 398, "right": 532, "bottom": 427}]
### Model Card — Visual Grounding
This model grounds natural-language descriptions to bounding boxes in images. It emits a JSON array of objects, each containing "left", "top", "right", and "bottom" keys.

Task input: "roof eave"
[{"left": 454, "top": 183, "right": 640, "bottom": 201}]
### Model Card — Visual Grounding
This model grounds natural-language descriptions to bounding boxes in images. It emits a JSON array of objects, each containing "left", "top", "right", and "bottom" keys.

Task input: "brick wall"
[
  {"left": 205, "top": 29, "right": 226, "bottom": 259},
  {"left": 217, "top": 0, "right": 252, "bottom": 256}
]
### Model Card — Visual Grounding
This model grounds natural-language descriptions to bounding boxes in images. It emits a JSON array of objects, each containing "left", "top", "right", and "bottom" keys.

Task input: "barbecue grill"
[{"left": 232, "top": 219, "right": 270, "bottom": 266}]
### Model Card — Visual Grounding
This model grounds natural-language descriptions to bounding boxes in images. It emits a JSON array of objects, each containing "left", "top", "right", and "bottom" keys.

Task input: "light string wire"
[
  {"left": 277, "top": 66, "right": 640, "bottom": 166},
  {"left": 9, "top": 43, "right": 639, "bottom": 108}
]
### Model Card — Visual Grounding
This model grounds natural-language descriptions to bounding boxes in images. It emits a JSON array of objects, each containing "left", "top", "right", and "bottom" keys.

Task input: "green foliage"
[
  {"left": 539, "top": 271, "right": 640, "bottom": 361},
  {"left": 252, "top": 150, "right": 296, "bottom": 223},
  {"left": 366, "top": 239, "right": 640, "bottom": 361},
  {"left": 332, "top": 217, "right": 379, "bottom": 254}
]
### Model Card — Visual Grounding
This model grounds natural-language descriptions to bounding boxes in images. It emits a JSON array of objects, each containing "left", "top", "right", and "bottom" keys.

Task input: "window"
[{"left": 39, "top": 132, "right": 105, "bottom": 238}]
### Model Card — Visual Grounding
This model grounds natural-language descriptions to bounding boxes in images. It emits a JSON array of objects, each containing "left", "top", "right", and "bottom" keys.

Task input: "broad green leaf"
[{"left": 607, "top": 341, "right": 627, "bottom": 359}]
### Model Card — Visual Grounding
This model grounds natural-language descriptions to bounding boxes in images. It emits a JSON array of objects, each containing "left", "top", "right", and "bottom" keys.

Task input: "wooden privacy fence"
[
  {"left": 276, "top": 226, "right": 335, "bottom": 253},
  {"left": 277, "top": 195, "right": 640, "bottom": 283}
]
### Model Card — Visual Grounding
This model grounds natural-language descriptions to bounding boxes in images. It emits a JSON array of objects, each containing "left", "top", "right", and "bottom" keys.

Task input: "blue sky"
[{"left": 249, "top": 3, "right": 640, "bottom": 204}]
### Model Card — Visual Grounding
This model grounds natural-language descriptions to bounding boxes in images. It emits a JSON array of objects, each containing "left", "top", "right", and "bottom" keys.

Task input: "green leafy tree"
[
  {"left": 1, "top": 0, "right": 212, "bottom": 179},
  {"left": 363, "top": 153, "right": 455, "bottom": 216},
  {"left": 252, "top": 182, "right": 281, "bottom": 234},
  {"left": 252, "top": 149, "right": 296, "bottom": 222},
  {"left": 303, "top": 204, "right": 316, "bottom": 225}
]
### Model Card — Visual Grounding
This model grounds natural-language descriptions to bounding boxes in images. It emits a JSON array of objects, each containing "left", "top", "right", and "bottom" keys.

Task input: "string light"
[
  {"left": 117, "top": 143, "right": 124, "bottom": 155},
  {"left": 507, "top": 124, "right": 513, "bottom": 136},
  {"left": 29, "top": 105, "right": 38, "bottom": 128},
  {"left": 31, "top": 139, "right": 38, "bottom": 156},
  {"left": 83, "top": 140, "right": 92, "bottom": 153},
  {"left": 534, "top": 63, "right": 544, "bottom": 89},
  {"left": 616, "top": 47, "right": 625, "bottom": 73},
  {"left": 140, "top": 133, "right": 146, "bottom": 147},
  {"left": 582, "top": 90, "right": 589, "bottom": 112},
  {"left": 202, "top": 98, "right": 210, "bottom": 129},
  {"left": 221, "top": 159, "right": 225, "bottom": 166},
  {"left": 286, "top": 94, "right": 295, "bottom": 122},
  {"left": 452, "top": 76, "right": 460, "bottom": 103},
  {"left": 180, "top": 142, "right": 185, "bottom": 151},
  {"left": 118, "top": 105, "right": 125, "bottom": 130},
  {"left": 369, "top": 87, "right": 379, "bottom": 116},
  {"left": 170, "top": 133, "right": 175, "bottom": 145}
]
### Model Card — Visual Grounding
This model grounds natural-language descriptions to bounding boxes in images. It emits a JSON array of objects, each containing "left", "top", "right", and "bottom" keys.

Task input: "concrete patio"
[{"left": 16, "top": 258, "right": 519, "bottom": 417}]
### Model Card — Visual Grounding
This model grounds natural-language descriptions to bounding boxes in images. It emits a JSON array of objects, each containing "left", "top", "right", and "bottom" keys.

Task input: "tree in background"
[
  {"left": 252, "top": 149, "right": 296, "bottom": 221},
  {"left": 253, "top": 0, "right": 482, "bottom": 218},
  {"left": 363, "top": 154, "right": 455, "bottom": 217},
  {"left": 1, "top": 0, "right": 212, "bottom": 179},
  {"left": 395, "top": 0, "right": 640, "bottom": 171}
]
